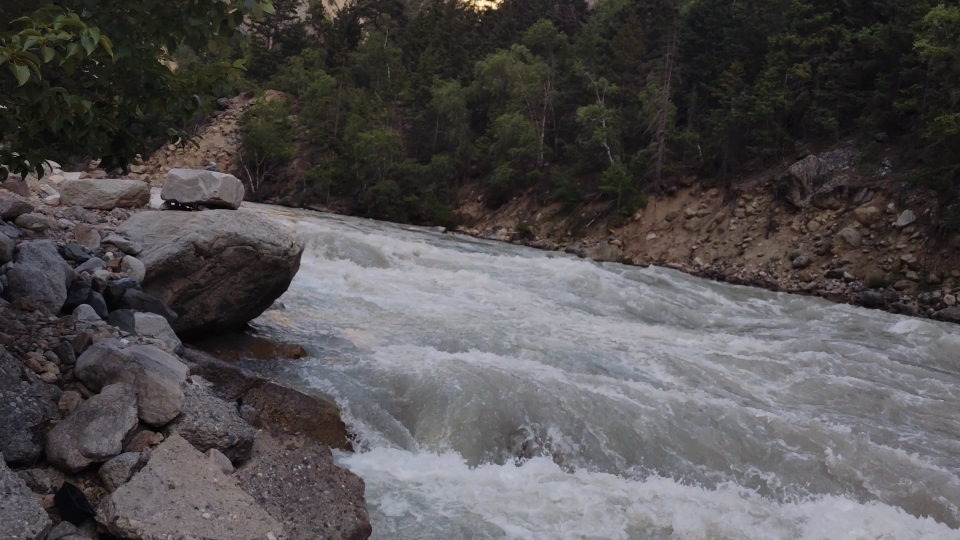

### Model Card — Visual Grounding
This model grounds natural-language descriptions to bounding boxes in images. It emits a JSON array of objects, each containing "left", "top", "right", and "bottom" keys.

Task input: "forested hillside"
[{"left": 236, "top": 0, "right": 960, "bottom": 228}]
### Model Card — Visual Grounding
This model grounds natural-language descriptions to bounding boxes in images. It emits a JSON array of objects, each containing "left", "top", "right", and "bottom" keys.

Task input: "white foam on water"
[{"left": 243, "top": 205, "right": 960, "bottom": 539}]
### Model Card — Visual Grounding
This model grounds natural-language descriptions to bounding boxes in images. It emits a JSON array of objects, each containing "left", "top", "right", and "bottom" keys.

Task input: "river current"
[{"left": 242, "top": 204, "right": 960, "bottom": 540}]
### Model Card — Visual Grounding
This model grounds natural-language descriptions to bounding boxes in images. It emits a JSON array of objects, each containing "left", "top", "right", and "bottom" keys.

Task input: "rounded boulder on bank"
[{"left": 117, "top": 209, "right": 304, "bottom": 338}]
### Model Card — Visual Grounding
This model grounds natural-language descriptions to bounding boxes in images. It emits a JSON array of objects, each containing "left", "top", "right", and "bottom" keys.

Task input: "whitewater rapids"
[{"left": 243, "top": 205, "right": 960, "bottom": 540}]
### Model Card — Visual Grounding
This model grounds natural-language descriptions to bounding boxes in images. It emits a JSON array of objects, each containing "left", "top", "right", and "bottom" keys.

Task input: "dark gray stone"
[
  {"left": 0, "top": 346, "right": 61, "bottom": 465},
  {"left": 45, "top": 382, "right": 138, "bottom": 473},
  {"left": 103, "top": 278, "right": 141, "bottom": 309},
  {"left": 5, "top": 241, "right": 75, "bottom": 313},
  {"left": 98, "top": 452, "right": 141, "bottom": 492},
  {"left": 0, "top": 231, "right": 14, "bottom": 264},
  {"left": 0, "top": 191, "right": 35, "bottom": 221},
  {"left": 85, "top": 290, "right": 109, "bottom": 319},
  {"left": 106, "top": 309, "right": 137, "bottom": 335},
  {"left": 53, "top": 341, "right": 76, "bottom": 366},
  {"left": 0, "top": 455, "right": 52, "bottom": 539},
  {"left": 116, "top": 289, "right": 177, "bottom": 323},
  {"left": 45, "top": 520, "right": 78, "bottom": 540},
  {"left": 63, "top": 280, "right": 92, "bottom": 313},
  {"left": 166, "top": 378, "right": 255, "bottom": 464},
  {"left": 58, "top": 243, "right": 93, "bottom": 264}
]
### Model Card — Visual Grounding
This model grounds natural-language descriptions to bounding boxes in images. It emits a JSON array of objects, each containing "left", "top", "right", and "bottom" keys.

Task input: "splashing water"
[{"left": 242, "top": 204, "right": 960, "bottom": 540}]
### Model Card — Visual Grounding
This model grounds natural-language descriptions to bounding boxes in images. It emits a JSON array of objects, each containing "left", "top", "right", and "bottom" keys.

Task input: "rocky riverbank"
[
  {"left": 456, "top": 147, "right": 960, "bottom": 324},
  {"left": 0, "top": 165, "right": 370, "bottom": 539}
]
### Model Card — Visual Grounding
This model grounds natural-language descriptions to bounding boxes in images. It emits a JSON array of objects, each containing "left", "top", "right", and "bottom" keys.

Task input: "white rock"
[
  {"left": 162, "top": 169, "right": 245, "bottom": 210},
  {"left": 121, "top": 256, "right": 146, "bottom": 282},
  {"left": 73, "top": 304, "right": 102, "bottom": 321}
]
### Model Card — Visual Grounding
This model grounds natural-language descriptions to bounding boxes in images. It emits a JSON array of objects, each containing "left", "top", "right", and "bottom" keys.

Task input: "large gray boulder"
[
  {"left": 0, "top": 191, "right": 35, "bottom": 220},
  {"left": 0, "top": 347, "right": 61, "bottom": 465},
  {"left": 74, "top": 341, "right": 188, "bottom": 426},
  {"left": 59, "top": 178, "right": 150, "bottom": 209},
  {"left": 96, "top": 434, "right": 283, "bottom": 540},
  {"left": 0, "top": 455, "right": 52, "bottom": 539},
  {"left": 45, "top": 382, "right": 138, "bottom": 473},
  {"left": 5, "top": 240, "right": 74, "bottom": 313},
  {"left": 133, "top": 312, "right": 183, "bottom": 354},
  {"left": 166, "top": 378, "right": 255, "bottom": 464},
  {"left": 118, "top": 210, "right": 304, "bottom": 337},
  {"left": 162, "top": 169, "right": 245, "bottom": 210}
]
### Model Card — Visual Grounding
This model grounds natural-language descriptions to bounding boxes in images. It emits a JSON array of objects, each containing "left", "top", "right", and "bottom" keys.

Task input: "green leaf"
[
  {"left": 66, "top": 42, "right": 80, "bottom": 59},
  {"left": 10, "top": 63, "right": 31, "bottom": 86},
  {"left": 81, "top": 34, "right": 96, "bottom": 55},
  {"left": 41, "top": 45, "right": 55, "bottom": 63},
  {"left": 262, "top": 2, "right": 276, "bottom": 15},
  {"left": 99, "top": 35, "right": 114, "bottom": 58}
]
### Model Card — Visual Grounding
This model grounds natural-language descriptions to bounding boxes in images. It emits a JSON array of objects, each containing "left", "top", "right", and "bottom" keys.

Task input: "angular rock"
[
  {"left": 45, "top": 521, "right": 77, "bottom": 540},
  {"left": 58, "top": 391, "right": 83, "bottom": 417},
  {"left": 14, "top": 213, "right": 56, "bottom": 232},
  {"left": 99, "top": 452, "right": 141, "bottom": 492},
  {"left": 101, "top": 234, "right": 142, "bottom": 255},
  {"left": 103, "top": 278, "right": 141, "bottom": 308},
  {"left": 134, "top": 312, "right": 183, "bottom": 354},
  {"left": 853, "top": 205, "right": 881, "bottom": 226},
  {"left": 835, "top": 227, "right": 862, "bottom": 248},
  {"left": 59, "top": 179, "right": 150, "bottom": 210},
  {"left": 5, "top": 241, "right": 74, "bottom": 313},
  {"left": 45, "top": 382, "right": 138, "bottom": 473},
  {"left": 86, "top": 290, "right": 109, "bottom": 319},
  {"left": 72, "top": 304, "right": 101, "bottom": 321},
  {"left": 1, "top": 175, "right": 32, "bottom": 198},
  {"left": 937, "top": 306, "right": 960, "bottom": 324},
  {"left": 63, "top": 280, "right": 92, "bottom": 313},
  {"left": 0, "top": 231, "right": 14, "bottom": 264},
  {"left": 123, "top": 430, "right": 164, "bottom": 453},
  {"left": 0, "top": 347, "right": 61, "bottom": 465},
  {"left": 96, "top": 434, "right": 283, "bottom": 540},
  {"left": 58, "top": 243, "right": 93, "bottom": 263},
  {"left": 120, "top": 255, "right": 145, "bottom": 282},
  {"left": 74, "top": 341, "right": 188, "bottom": 426},
  {"left": 73, "top": 223, "right": 101, "bottom": 250},
  {"left": 166, "top": 378, "right": 255, "bottom": 463},
  {"left": 53, "top": 340, "right": 76, "bottom": 365},
  {"left": 116, "top": 289, "right": 178, "bottom": 323},
  {"left": 118, "top": 210, "right": 304, "bottom": 337},
  {"left": 583, "top": 244, "right": 622, "bottom": 263},
  {"left": 0, "top": 455, "right": 52, "bottom": 539},
  {"left": 162, "top": 169, "right": 245, "bottom": 210},
  {"left": 0, "top": 191, "right": 35, "bottom": 220},
  {"left": 207, "top": 448, "right": 234, "bottom": 475},
  {"left": 75, "top": 257, "right": 105, "bottom": 274},
  {"left": 895, "top": 209, "right": 916, "bottom": 228},
  {"left": 106, "top": 309, "right": 137, "bottom": 335},
  {"left": 236, "top": 434, "right": 371, "bottom": 540}
]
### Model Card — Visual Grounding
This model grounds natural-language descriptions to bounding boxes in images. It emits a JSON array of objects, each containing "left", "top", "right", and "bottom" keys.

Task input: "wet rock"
[
  {"left": 0, "top": 191, "right": 35, "bottom": 220},
  {"left": 46, "top": 382, "right": 138, "bottom": 473},
  {"left": 5, "top": 241, "right": 75, "bottom": 312},
  {"left": 96, "top": 434, "right": 282, "bottom": 540},
  {"left": 59, "top": 178, "right": 150, "bottom": 209},
  {"left": 120, "top": 255, "right": 145, "bottom": 282},
  {"left": 134, "top": 312, "right": 182, "bottom": 354},
  {"left": 179, "top": 347, "right": 267, "bottom": 402},
  {"left": 166, "top": 378, "right": 255, "bottom": 463},
  {"left": 99, "top": 452, "right": 141, "bottom": 492},
  {"left": 0, "top": 346, "right": 61, "bottom": 465},
  {"left": 162, "top": 169, "right": 245, "bottom": 210},
  {"left": 583, "top": 244, "right": 622, "bottom": 263},
  {"left": 236, "top": 434, "right": 371, "bottom": 540},
  {"left": 119, "top": 210, "right": 304, "bottom": 337},
  {"left": 0, "top": 455, "right": 52, "bottom": 539},
  {"left": 116, "top": 289, "right": 177, "bottom": 324},
  {"left": 100, "top": 234, "right": 142, "bottom": 255},
  {"left": 242, "top": 382, "right": 351, "bottom": 451},
  {"left": 936, "top": 306, "right": 960, "bottom": 324},
  {"left": 75, "top": 341, "right": 188, "bottom": 426},
  {"left": 15, "top": 213, "right": 57, "bottom": 232}
]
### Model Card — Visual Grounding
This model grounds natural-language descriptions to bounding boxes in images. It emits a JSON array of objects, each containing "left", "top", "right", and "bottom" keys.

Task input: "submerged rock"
[
  {"left": 96, "top": 434, "right": 282, "bottom": 540},
  {"left": 118, "top": 209, "right": 304, "bottom": 337}
]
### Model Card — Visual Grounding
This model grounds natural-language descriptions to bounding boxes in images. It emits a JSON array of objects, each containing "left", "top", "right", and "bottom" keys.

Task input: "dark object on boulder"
[
  {"left": 86, "top": 290, "right": 109, "bottom": 319},
  {"left": 116, "top": 289, "right": 177, "bottom": 323},
  {"left": 58, "top": 243, "right": 93, "bottom": 264},
  {"left": 54, "top": 482, "right": 95, "bottom": 525},
  {"left": 107, "top": 309, "right": 137, "bottom": 335},
  {"left": 103, "top": 278, "right": 141, "bottom": 309},
  {"left": 63, "top": 280, "right": 93, "bottom": 313}
]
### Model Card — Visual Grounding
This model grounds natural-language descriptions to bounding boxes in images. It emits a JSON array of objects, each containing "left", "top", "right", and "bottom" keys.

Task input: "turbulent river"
[{"left": 241, "top": 204, "right": 960, "bottom": 540}]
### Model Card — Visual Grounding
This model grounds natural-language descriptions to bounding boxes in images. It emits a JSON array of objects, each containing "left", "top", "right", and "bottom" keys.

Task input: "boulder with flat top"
[{"left": 162, "top": 169, "right": 245, "bottom": 210}]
